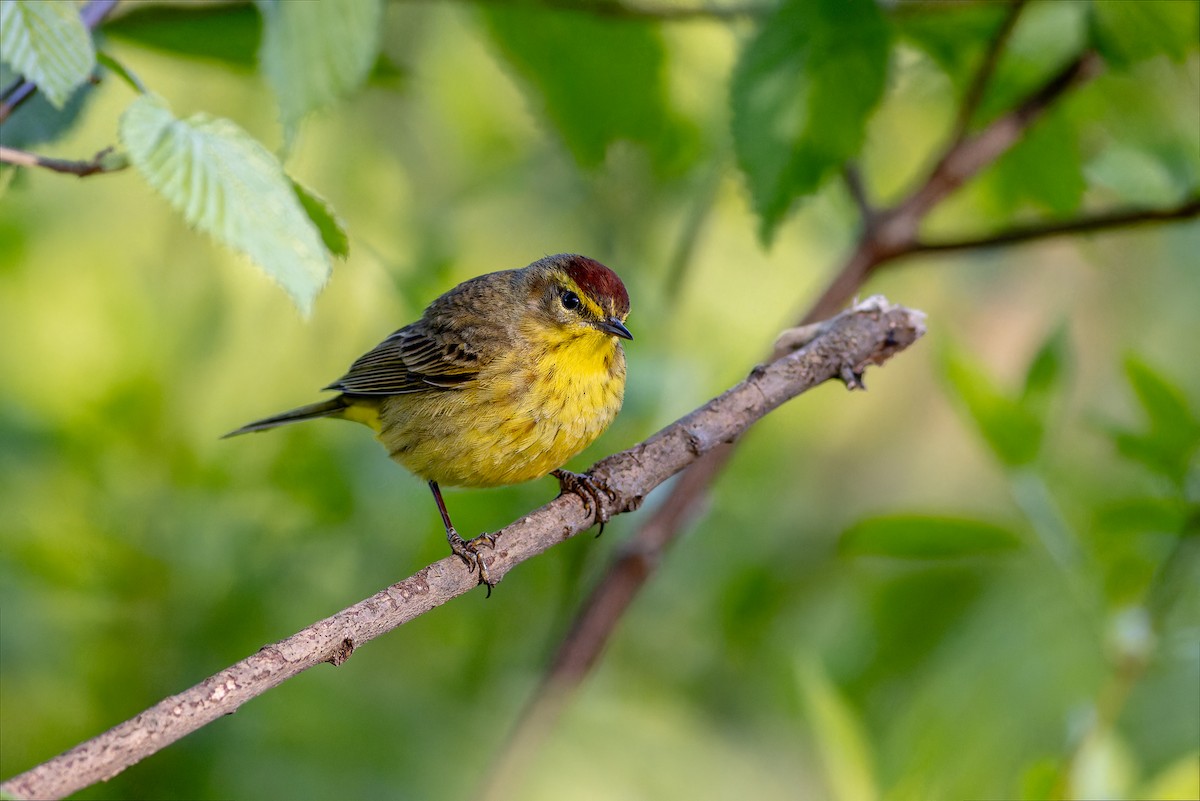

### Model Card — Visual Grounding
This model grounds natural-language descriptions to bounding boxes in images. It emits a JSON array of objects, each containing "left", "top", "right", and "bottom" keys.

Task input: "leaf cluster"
[{"left": 3, "top": 0, "right": 1196, "bottom": 310}]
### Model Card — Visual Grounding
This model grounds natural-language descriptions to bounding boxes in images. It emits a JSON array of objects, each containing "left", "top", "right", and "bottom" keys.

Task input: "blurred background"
[{"left": 1, "top": 1, "right": 1197, "bottom": 799}]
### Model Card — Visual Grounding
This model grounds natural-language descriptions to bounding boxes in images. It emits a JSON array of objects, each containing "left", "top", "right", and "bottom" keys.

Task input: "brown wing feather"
[
  {"left": 327, "top": 268, "right": 520, "bottom": 396},
  {"left": 325, "top": 321, "right": 481, "bottom": 396}
]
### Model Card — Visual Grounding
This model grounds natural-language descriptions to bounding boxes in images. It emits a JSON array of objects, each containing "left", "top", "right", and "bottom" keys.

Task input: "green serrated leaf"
[
  {"left": 943, "top": 345, "right": 1044, "bottom": 468},
  {"left": 731, "top": 0, "right": 889, "bottom": 244},
  {"left": 480, "top": 6, "right": 690, "bottom": 175},
  {"left": 1090, "top": 0, "right": 1200, "bottom": 69},
  {"left": 0, "top": 0, "right": 95, "bottom": 108},
  {"left": 256, "top": 0, "right": 382, "bottom": 136},
  {"left": 118, "top": 94, "right": 331, "bottom": 313},
  {"left": 291, "top": 179, "right": 349, "bottom": 259},
  {"left": 840, "top": 515, "right": 1022, "bottom": 559}
]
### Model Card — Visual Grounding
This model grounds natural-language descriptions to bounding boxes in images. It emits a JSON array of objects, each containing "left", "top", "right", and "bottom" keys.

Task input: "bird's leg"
[
  {"left": 428, "top": 481, "right": 495, "bottom": 594},
  {"left": 551, "top": 469, "right": 615, "bottom": 537}
]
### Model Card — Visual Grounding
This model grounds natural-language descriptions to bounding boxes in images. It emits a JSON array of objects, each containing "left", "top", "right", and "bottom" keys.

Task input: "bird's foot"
[
  {"left": 552, "top": 469, "right": 615, "bottom": 537},
  {"left": 447, "top": 528, "right": 497, "bottom": 596}
]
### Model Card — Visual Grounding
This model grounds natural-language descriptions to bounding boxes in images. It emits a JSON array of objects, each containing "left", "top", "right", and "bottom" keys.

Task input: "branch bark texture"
[
  {"left": 1, "top": 298, "right": 926, "bottom": 801},
  {"left": 0, "top": 145, "right": 127, "bottom": 177}
]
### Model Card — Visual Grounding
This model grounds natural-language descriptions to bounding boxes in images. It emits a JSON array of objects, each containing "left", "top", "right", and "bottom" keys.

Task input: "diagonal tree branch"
[{"left": 0, "top": 298, "right": 926, "bottom": 801}]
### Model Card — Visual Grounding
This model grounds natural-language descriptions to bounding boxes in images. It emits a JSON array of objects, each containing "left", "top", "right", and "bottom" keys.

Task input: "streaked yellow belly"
[{"left": 372, "top": 335, "right": 625, "bottom": 487}]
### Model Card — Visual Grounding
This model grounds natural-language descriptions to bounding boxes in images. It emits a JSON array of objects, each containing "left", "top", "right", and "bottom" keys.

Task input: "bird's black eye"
[{"left": 560, "top": 290, "right": 582, "bottom": 311}]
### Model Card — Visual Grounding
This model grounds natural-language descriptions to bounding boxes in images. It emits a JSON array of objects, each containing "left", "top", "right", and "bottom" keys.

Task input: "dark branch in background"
[
  {"left": 908, "top": 196, "right": 1200, "bottom": 255},
  {"left": 0, "top": 299, "right": 925, "bottom": 801},
  {"left": 477, "top": 18, "right": 1195, "bottom": 798},
  {"left": 842, "top": 164, "right": 874, "bottom": 221},
  {"left": 0, "top": 145, "right": 127, "bottom": 177},
  {"left": 949, "top": 0, "right": 1027, "bottom": 144},
  {"left": 802, "top": 49, "right": 1103, "bottom": 324},
  {"left": 0, "top": 0, "right": 120, "bottom": 124}
]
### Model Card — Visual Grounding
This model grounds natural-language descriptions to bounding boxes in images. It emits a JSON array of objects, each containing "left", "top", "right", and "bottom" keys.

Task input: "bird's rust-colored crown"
[{"left": 559, "top": 254, "right": 630, "bottom": 316}]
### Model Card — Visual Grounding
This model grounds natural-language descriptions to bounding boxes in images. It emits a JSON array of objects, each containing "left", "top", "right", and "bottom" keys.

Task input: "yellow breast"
[{"left": 374, "top": 331, "right": 626, "bottom": 488}]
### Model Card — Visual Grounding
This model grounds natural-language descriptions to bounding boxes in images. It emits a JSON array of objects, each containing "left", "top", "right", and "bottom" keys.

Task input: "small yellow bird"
[{"left": 225, "top": 253, "right": 632, "bottom": 590}]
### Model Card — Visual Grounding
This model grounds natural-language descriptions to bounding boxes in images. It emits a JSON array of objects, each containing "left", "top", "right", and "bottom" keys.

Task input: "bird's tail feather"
[{"left": 222, "top": 397, "right": 349, "bottom": 438}]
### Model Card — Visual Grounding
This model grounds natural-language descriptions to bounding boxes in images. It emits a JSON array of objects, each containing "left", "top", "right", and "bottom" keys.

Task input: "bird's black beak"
[{"left": 596, "top": 316, "right": 633, "bottom": 340}]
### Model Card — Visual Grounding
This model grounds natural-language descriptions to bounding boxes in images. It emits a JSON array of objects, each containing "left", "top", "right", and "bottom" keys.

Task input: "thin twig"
[
  {"left": 0, "top": 145, "right": 127, "bottom": 177},
  {"left": 950, "top": 0, "right": 1028, "bottom": 144},
  {"left": 842, "top": 163, "right": 874, "bottom": 222},
  {"left": 1, "top": 77, "right": 25, "bottom": 103},
  {"left": 0, "top": 0, "right": 121, "bottom": 124},
  {"left": 908, "top": 196, "right": 1200, "bottom": 255},
  {"left": 0, "top": 299, "right": 926, "bottom": 801},
  {"left": 0, "top": 82, "right": 39, "bottom": 124}
]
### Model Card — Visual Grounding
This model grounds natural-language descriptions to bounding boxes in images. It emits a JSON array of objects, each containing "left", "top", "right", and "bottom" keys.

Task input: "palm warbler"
[{"left": 225, "top": 253, "right": 632, "bottom": 589}]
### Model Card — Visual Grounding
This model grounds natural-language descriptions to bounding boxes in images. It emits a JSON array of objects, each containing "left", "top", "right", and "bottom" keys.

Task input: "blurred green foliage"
[
  {"left": 2, "top": 1, "right": 1198, "bottom": 800},
  {"left": 0, "top": 0, "right": 95, "bottom": 108},
  {"left": 731, "top": 0, "right": 890, "bottom": 240}
]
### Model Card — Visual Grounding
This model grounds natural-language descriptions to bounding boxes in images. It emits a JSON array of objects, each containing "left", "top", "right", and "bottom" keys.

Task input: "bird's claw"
[
  {"left": 447, "top": 529, "right": 497, "bottom": 596},
  {"left": 552, "top": 469, "right": 615, "bottom": 537}
]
